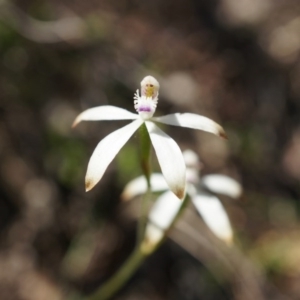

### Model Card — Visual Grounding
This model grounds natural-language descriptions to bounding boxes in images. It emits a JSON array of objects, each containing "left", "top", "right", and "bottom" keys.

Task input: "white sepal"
[
  {"left": 202, "top": 175, "right": 242, "bottom": 199},
  {"left": 72, "top": 105, "right": 138, "bottom": 127},
  {"left": 144, "top": 191, "right": 183, "bottom": 247},
  {"left": 145, "top": 121, "right": 186, "bottom": 200},
  {"left": 149, "top": 191, "right": 183, "bottom": 230},
  {"left": 85, "top": 119, "right": 143, "bottom": 191},
  {"left": 153, "top": 113, "right": 227, "bottom": 138},
  {"left": 192, "top": 191, "right": 233, "bottom": 244}
]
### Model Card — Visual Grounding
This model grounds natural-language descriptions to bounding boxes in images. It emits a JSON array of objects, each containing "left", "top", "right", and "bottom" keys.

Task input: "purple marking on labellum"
[{"left": 139, "top": 106, "right": 152, "bottom": 112}]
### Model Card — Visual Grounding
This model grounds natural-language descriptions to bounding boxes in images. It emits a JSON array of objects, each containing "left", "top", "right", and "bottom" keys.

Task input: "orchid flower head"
[{"left": 72, "top": 76, "right": 226, "bottom": 200}]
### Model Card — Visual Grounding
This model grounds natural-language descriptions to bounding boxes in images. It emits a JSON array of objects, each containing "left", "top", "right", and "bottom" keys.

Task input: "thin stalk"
[
  {"left": 136, "top": 184, "right": 151, "bottom": 245},
  {"left": 138, "top": 123, "right": 151, "bottom": 186},
  {"left": 136, "top": 123, "right": 152, "bottom": 244},
  {"left": 85, "top": 247, "right": 146, "bottom": 300}
]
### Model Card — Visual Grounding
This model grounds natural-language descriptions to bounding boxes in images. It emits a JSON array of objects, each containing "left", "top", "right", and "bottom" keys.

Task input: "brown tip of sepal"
[
  {"left": 85, "top": 179, "right": 94, "bottom": 192},
  {"left": 220, "top": 131, "right": 228, "bottom": 140},
  {"left": 219, "top": 129, "right": 228, "bottom": 140},
  {"left": 175, "top": 187, "right": 186, "bottom": 201}
]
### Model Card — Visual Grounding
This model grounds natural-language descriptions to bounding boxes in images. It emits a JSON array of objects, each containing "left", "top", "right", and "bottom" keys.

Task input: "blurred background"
[{"left": 1, "top": 0, "right": 300, "bottom": 299}]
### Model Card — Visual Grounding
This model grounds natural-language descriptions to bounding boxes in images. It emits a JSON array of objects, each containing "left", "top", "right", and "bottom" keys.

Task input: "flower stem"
[
  {"left": 136, "top": 184, "right": 151, "bottom": 245},
  {"left": 85, "top": 247, "right": 146, "bottom": 300},
  {"left": 138, "top": 123, "right": 151, "bottom": 186},
  {"left": 136, "top": 123, "right": 152, "bottom": 244}
]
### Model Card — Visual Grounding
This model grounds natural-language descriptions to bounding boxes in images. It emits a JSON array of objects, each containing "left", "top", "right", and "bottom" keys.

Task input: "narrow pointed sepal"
[
  {"left": 153, "top": 113, "right": 227, "bottom": 138},
  {"left": 85, "top": 119, "right": 143, "bottom": 191},
  {"left": 143, "top": 191, "right": 183, "bottom": 250},
  {"left": 72, "top": 105, "right": 138, "bottom": 127},
  {"left": 148, "top": 191, "right": 183, "bottom": 229},
  {"left": 202, "top": 175, "right": 242, "bottom": 199},
  {"left": 145, "top": 121, "right": 186, "bottom": 200},
  {"left": 192, "top": 191, "right": 233, "bottom": 244}
]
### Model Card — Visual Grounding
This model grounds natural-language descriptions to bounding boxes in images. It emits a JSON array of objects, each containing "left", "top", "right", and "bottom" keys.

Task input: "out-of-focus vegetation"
[{"left": 1, "top": 0, "right": 300, "bottom": 299}]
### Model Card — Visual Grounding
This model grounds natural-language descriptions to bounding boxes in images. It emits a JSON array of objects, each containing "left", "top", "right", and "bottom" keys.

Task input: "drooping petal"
[
  {"left": 121, "top": 173, "right": 168, "bottom": 201},
  {"left": 144, "top": 191, "right": 184, "bottom": 247},
  {"left": 145, "top": 121, "right": 186, "bottom": 200},
  {"left": 72, "top": 105, "right": 138, "bottom": 127},
  {"left": 192, "top": 191, "right": 233, "bottom": 244},
  {"left": 85, "top": 119, "right": 143, "bottom": 191},
  {"left": 202, "top": 175, "right": 242, "bottom": 199},
  {"left": 153, "top": 113, "right": 227, "bottom": 138}
]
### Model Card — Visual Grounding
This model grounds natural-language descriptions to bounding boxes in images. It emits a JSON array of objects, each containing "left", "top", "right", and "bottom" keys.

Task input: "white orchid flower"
[
  {"left": 123, "top": 150, "right": 242, "bottom": 245},
  {"left": 73, "top": 76, "right": 226, "bottom": 200}
]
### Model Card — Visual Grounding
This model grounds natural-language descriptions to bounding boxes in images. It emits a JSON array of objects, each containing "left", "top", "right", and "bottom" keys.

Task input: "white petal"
[
  {"left": 192, "top": 192, "right": 233, "bottom": 244},
  {"left": 144, "top": 191, "right": 183, "bottom": 246},
  {"left": 202, "top": 175, "right": 242, "bottom": 199},
  {"left": 85, "top": 119, "right": 143, "bottom": 191},
  {"left": 121, "top": 173, "right": 168, "bottom": 201},
  {"left": 149, "top": 191, "right": 183, "bottom": 230},
  {"left": 153, "top": 113, "right": 227, "bottom": 138},
  {"left": 72, "top": 105, "right": 138, "bottom": 127},
  {"left": 145, "top": 121, "right": 186, "bottom": 200}
]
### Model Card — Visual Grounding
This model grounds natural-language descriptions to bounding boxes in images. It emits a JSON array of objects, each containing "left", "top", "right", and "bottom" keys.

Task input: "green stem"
[
  {"left": 138, "top": 123, "right": 151, "bottom": 186},
  {"left": 136, "top": 184, "right": 151, "bottom": 245},
  {"left": 85, "top": 247, "right": 146, "bottom": 300},
  {"left": 136, "top": 123, "right": 152, "bottom": 244}
]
